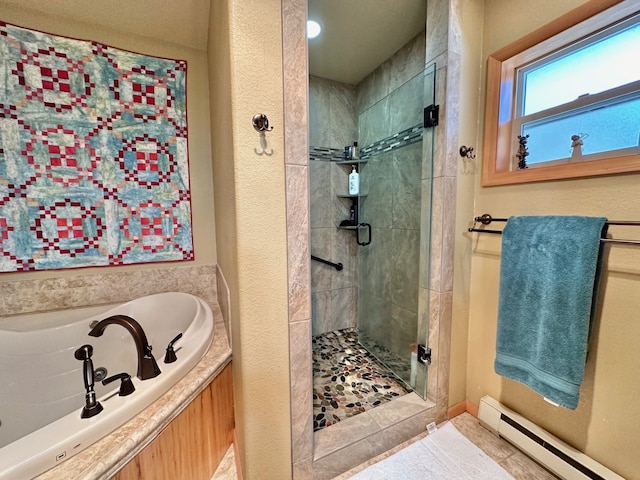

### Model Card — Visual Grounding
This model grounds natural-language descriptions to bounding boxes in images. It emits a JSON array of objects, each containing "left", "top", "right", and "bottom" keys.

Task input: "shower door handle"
[{"left": 357, "top": 223, "right": 372, "bottom": 246}]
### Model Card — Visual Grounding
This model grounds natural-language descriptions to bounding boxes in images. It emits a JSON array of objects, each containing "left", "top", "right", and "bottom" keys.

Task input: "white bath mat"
[{"left": 348, "top": 422, "right": 514, "bottom": 479}]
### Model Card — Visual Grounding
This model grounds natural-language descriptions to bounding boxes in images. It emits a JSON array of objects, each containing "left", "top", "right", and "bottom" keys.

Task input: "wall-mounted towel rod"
[
  {"left": 468, "top": 214, "right": 640, "bottom": 245},
  {"left": 311, "top": 255, "right": 343, "bottom": 271}
]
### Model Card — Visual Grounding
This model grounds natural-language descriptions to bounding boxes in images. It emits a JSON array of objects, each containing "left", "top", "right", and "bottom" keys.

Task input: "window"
[{"left": 482, "top": 0, "right": 640, "bottom": 186}]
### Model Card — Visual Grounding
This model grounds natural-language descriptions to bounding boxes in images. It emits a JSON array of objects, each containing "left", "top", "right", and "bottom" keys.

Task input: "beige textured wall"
[
  {"left": 209, "top": 1, "right": 292, "bottom": 478},
  {"left": 449, "top": 0, "right": 484, "bottom": 408},
  {"left": 0, "top": 2, "right": 216, "bottom": 281},
  {"left": 464, "top": 1, "right": 640, "bottom": 477}
]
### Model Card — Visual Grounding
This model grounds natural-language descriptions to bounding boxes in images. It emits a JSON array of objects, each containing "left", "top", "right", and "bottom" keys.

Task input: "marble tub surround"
[
  {"left": 313, "top": 329, "right": 409, "bottom": 431},
  {"left": 216, "top": 263, "right": 232, "bottom": 348},
  {"left": 34, "top": 303, "right": 231, "bottom": 480},
  {"left": 0, "top": 263, "right": 218, "bottom": 317}
]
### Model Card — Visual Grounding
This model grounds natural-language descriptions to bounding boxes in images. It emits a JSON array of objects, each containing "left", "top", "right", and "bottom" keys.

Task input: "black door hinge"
[
  {"left": 424, "top": 104, "right": 439, "bottom": 128},
  {"left": 417, "top": 344, "right": 431, "bottom": 365}
]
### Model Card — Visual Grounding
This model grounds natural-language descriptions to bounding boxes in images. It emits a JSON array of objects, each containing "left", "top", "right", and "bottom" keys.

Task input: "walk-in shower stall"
[{"left": 309, "top": 21, "right": 435, "bottom": 428}]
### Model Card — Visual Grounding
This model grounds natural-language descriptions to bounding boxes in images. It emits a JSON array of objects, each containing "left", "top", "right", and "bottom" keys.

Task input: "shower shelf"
[
  {"left": 336, "top": 193, "right": 367, "bottom": 198},
  {"left": 335, "top": 161, "right": 369, "bottom": 244},
  {"left": 337, "top": 222, "right": 372, "bottom": 246},
  {"left": 335, "top": 159, "right": 368, "bottom": 165}
]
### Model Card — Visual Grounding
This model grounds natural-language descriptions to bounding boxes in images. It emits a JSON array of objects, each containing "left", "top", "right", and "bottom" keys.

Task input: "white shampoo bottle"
[{"left": 348, "top": 165, "right": 359, "bottom": 195}]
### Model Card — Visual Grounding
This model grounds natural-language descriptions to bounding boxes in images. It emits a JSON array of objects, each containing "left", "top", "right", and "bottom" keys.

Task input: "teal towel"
[{"left": 494, "top": 216, "right": 607, "bottom": 409}]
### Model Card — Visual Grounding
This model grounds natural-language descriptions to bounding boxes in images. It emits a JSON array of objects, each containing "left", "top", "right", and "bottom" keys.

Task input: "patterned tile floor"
[
  {"left": 335, "top": 413, "right": 560, "bottom": 479},
  {"left": 312, "top": 329, "right": 411, "bottom": 432}
]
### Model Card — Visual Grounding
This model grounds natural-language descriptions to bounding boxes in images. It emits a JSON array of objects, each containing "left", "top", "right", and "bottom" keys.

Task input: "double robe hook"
[
  {"left": 252, "top": 113, "right": 274, "bottom": 132},
  {"left": 252, "top": 113, "right": 274, "bottom": 156}
]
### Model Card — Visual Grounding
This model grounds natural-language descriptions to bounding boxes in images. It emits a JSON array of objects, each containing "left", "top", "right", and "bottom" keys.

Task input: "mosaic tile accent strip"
[
  {"left": 360, "top": 124, "right": 423, "bottom": 160},
  {"left": 313, "top": 328, "right": 410, "bottom": 432},
  {"left": 309, "top": 123, "right": 422, "bottom": 164},
  {"left": 309, "top": 146, "right": 347, "bottom": 162},
  {"left": 0, "top": 22, "right": 192, "bottom": 272}
]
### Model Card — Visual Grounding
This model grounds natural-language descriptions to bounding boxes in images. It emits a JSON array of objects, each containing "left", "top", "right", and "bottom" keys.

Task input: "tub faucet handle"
[
  {"left": 74, "top": 344, "right": 104, "bottom": 419},
  {"left": 164, "top": 333, "right": 183, "bottom": 364},
  {"left": 102, "top": 372, "right": 135, "bottom": 396}
]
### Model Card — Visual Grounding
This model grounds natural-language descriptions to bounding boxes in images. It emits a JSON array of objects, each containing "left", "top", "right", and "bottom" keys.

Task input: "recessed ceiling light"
[{"left": 307, "top": 20, "right": 321, "bottom": 39}]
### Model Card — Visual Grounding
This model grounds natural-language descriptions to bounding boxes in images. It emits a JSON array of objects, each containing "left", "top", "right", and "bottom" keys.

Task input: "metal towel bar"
[{"left": 468, "top": 214, "right": 640, "bottom": 245}]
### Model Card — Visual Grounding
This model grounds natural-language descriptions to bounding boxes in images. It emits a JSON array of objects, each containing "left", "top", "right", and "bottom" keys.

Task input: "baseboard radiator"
[{"left": 477, "top": 396, "right": 623, "bottom": 480}]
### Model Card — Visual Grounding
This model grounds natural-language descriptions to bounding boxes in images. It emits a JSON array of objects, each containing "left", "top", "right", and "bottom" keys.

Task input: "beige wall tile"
[
  {"left": 290, "top": 320, "right": 313, "bottom": 463},
  {"left": 286, "top": 164, "right": 311, "bottom": 323}
]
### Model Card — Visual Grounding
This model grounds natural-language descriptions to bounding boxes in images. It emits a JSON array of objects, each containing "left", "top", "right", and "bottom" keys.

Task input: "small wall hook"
[
  {"left": 252, "top": 113, "right": 274, "bottom": 132},
  {"left": 459, "top": 145, "right": 476, "bottom": 160}
]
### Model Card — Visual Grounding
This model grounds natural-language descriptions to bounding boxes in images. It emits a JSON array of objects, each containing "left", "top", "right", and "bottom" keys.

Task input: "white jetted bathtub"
[{"left": 0, "top": 292, "right": 214, "bottom": 480}]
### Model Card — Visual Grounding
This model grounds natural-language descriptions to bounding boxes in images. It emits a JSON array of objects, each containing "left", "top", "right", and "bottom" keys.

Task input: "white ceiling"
[
  {"left": 0, "top": 0, "right": 426, "bottom": 85},
  {"left": 308, "top": 0, "right": 427, "bottom": 85}
]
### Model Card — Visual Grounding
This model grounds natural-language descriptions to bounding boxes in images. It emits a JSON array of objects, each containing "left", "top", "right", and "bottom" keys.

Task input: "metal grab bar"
[
  {"left": 468, "top": 214, "right": 640, "bottom": 245},
  {"left": 311, "top": 255, "right": 343, "bottom": 271}
]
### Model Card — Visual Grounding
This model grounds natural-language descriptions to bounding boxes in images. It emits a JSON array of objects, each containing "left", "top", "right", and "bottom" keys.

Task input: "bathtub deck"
[{"left": 211, "top": 445, "right": 237, "bottom": 480}]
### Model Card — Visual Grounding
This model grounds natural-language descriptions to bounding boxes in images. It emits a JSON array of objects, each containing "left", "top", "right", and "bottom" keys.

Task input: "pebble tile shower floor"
[{"left": 312, "top": 329, "right": 410, "bottom": 432}]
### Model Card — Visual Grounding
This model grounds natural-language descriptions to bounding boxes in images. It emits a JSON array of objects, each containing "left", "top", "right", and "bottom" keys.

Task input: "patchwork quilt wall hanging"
[{"left": 0, "top": 22, "right": 193, "bottom": 272}]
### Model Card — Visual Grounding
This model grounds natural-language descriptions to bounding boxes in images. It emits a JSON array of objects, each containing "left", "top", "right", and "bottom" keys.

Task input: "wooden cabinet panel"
[{"left": 115, "top": 362, "right": 234, "bottom": 480}]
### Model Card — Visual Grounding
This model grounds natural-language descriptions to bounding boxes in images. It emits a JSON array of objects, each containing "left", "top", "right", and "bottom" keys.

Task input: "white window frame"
[
  {"left": 514, "top": 82, "right": 640, "bottom": 168},
  {"left": 482, "top": 0, "right": 640, "bottom": 186}
]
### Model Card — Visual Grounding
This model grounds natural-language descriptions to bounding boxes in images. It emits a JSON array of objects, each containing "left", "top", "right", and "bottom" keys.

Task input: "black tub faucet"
[{"left": 88, "top": 315, "right": 161, "bottom": 380}]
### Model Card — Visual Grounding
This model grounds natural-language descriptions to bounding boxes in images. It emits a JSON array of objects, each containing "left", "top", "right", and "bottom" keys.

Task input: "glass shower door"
[{"left": 357, "top": 65, "right": 435, "bottom": 398}]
